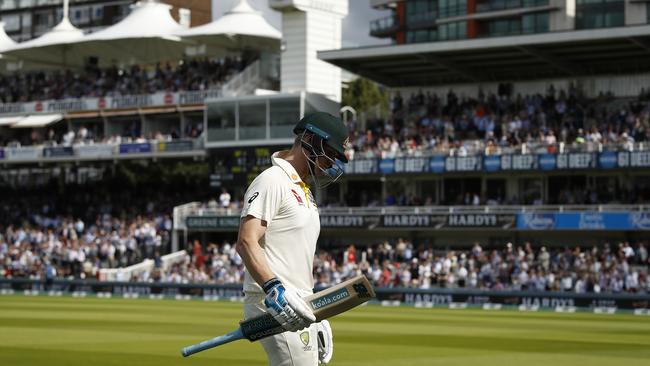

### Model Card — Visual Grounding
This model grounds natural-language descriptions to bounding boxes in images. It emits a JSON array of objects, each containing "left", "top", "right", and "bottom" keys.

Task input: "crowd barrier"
[{"left": 1, "top": 279, "right": 648, "bottom": 313}]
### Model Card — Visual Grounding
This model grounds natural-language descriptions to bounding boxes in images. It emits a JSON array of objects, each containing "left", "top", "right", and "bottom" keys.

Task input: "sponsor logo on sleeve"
[{"left": 248, "top": 192, "right": 259, "bottom": 204}]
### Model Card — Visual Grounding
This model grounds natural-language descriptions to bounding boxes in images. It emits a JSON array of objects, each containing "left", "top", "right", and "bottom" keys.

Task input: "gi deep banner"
[
  {"left": 517, "top": 212, "right": 650, "bottom": 230},
  {"left": 347, "top": 151, "right": 650, "bottom": 175}
]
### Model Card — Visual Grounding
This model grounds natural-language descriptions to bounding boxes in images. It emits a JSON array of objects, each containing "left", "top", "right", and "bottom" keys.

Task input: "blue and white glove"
[
  {"left": 263, "top": 278, "right": 316, "bottom": 332},
  {"left": 317, "top": 320, "right": 333, "bottom": 364}
]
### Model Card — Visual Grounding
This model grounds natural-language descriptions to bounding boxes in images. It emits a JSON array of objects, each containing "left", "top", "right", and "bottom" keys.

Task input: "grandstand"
[
  {"left": 0, "top": 0, "right": 648, "bottom": 316},
  {"left": 0, "top": 3, "right": 649, "bottom": 366}
]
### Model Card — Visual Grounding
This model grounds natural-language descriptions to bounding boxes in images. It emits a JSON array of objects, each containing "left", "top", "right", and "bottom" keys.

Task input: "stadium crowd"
[
  {"left": 105, "top": 239, "right": 650, "bottom": 295},
  {"left": 0, "top": 55, "right": 253, "bottom": 103},
  {"left": 0, "top": 192, "right": 650, "bottom": 293},
  {"left": 344, "top": 86, "right": 650, "bottom": 160},
  {"left": 0, "top": 178, "right": 214, "bottom": 281}
]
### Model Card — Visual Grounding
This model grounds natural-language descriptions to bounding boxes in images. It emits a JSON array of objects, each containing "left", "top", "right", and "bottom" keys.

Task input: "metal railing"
[
  {"left": 1, "top": 138, "right": 205, "bottom": 163},
  {"left": 370, "top": 15, "right": 399, "bottom": 34},
  {"left": 347, "top": 140, "right": 649, "bottom": 160},
  {"left": 222, "top": 60, "right": 261, "bottom": 97},
  {"left": 476, "top": 0, "right": 550, "bottom": 13}
]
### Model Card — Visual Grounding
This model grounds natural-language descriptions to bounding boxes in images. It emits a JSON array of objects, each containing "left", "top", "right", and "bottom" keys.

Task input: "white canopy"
[
  {"left": 178, "top": 0, "right": 281, "bottom": 54},
  {"left": 3, "top": 16, "right": 84, "bottom": 68},
  {"left": 11, "top": 114, "right": 64, "bottom": 128},
  {"left": 74, "top": 0, "right": 187, "bottom": 66}
]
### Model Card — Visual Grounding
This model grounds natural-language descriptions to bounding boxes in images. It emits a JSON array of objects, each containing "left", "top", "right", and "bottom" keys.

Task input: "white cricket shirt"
[{"left": 240, "top": 151, "right": 320, "bottom": 294}]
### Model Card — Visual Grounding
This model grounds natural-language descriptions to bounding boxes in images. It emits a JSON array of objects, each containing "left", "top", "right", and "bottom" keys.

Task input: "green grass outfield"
[{"left": 1, "top": 295, "right": 650, "bottom": 366}]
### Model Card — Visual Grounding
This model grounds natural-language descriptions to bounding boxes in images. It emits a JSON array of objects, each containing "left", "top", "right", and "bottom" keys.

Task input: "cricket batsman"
[{"left": 235, "top": 112, "right": 349, "bottom": 366}]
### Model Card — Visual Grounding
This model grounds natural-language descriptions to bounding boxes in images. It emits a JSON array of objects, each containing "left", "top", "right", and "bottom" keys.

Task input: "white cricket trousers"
[{"left": 244, "top": 294, "right": 318, "bottom": 366}]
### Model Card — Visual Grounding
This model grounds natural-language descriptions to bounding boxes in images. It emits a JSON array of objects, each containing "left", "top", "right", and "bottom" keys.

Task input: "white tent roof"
[
  {"left": 68, "top": 0, "right": 187, "bottom": 66},
  {"left": 0, "top": 22, "right": 17, "bottom": 52},
  {"left": 82, "top": 0, "right": 184, "bottom": 42},
  {"left": 179, "top": 0, "right": 281, "bottom": 43},
  {"left": 7, "top": 17, "right": 83, "bottom": 52},
  {"left": 11, "top": 114, "right": 63, "bottom": 128}
]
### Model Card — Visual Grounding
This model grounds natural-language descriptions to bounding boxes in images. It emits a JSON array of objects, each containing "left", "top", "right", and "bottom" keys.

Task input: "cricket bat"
[{"left": 181, "top": 275, "right": 375, "bottom": 357}]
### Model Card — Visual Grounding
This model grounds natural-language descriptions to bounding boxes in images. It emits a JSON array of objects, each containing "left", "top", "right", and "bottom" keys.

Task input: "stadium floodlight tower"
[{"left": 269, "top": 0, "right": 348, "bottom": 103}]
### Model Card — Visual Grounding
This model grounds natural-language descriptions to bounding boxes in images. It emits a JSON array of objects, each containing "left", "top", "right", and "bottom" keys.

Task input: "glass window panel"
[
  {"left": 537, "top": 12, "right": 549, "bottom": 32},
  {"left": 239, "top": 100, "right": 267, "bottom": 140},
  {"left": 522, "top": 14, "right": 534, "bottom": 33},
  {"left": 207, "top": 102, "right": 236, "bottom": 142},
  {"left": 457, "top": 21, "right": 466, "bottom": 38},
  {"left": 270, "top": 98, "right": 300, "bottom": 139},
  {"left": 439, "top": 24, "right": 448, "bottom": 40},
  {"left": 2, "top": 14, "right": 21, "bottom": 31},
  {"left": 448, "top": 22, "right": 457, "bottom": 39}
]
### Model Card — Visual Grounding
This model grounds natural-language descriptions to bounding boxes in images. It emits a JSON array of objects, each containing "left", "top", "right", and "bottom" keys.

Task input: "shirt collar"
[{"left": 271, "top": 151, "right": 303, "bottom": 184}]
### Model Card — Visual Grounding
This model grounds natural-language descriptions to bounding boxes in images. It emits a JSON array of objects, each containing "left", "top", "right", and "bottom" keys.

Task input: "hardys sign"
[
  {"left": 188, "top": 214, "right": 516, "bottom": 231},
  {"left": 323, "top": 214, "right": 516, "bottom": 230}
]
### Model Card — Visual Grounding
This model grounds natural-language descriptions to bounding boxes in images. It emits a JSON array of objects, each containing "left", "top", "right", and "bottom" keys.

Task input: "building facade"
[
  {"left": 369, "top": 0, "right": 650, "bottom": 45},
  {"left": 0, "top": 0, "right": 211, "bottom": 42}
]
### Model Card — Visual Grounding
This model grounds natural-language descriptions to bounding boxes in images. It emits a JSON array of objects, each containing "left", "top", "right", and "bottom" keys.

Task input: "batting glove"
[
  {"left": 263, "top": 278, "right": 316, "bottom": 332},
  {"left": 317, "top": 320, "right": 333, "bottom": 364}
]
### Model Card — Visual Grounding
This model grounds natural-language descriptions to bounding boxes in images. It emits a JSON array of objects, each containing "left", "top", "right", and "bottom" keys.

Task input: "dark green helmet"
[{"left": 293, "top": 112, "right": 349, "bottom": 163}]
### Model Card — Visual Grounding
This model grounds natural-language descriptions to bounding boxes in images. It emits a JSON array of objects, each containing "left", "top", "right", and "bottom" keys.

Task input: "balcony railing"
[
  {"left": 476, "top": 0, "right": 550, "bottom": 13},
  {"left": 370, "top": 15, "right": 400, "bottom": 37}
]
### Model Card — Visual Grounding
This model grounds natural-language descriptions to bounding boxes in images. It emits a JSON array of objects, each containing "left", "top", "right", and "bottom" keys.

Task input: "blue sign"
[
  {"left": 430, "top": 156, "right": 445, "bottom": 173},
  {"left": 343, "top": 151, "right": 650, "bottom": 175},
  {"left": 379, "top": 159, "right": 395, "bottom": 174},
  {"left": 598, "top": 151, "right": 618, "bottom": 169},
  {"left": 119, "top": 143, "right": 152, "bottom": 154},
  {"left": 538, "top": 154, "right": 556, "bottom": 170},
  {"left": 517, "top": 212, "right": 650, "bottom": 230},
  {"left": 483, "top": 155, "right": 501, "bottom": 172},
  {"left": 517, "top": 213, "right": 556, "bottom": 230}
]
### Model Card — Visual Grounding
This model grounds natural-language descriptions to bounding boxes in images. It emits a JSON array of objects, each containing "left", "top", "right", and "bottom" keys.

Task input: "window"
[
  {"left": 438, "top": 0, "right": 466, "bottom": 18},
  {"left": 575, "top": 0, "right": 624, "bottom": 29},
  {"left": 406, "top": 0, "right": 438, "bottom": 24},
  {"left": 438, "top": 21, "right": 466, "bottom": 40},
  {"left": 522, "top": 12, "right": 549, "bottom": 33},
  {"left": 238, "top": 100, "right": 267, "bottom": 140},
  {"left": 207, "top": 102, "right": 236, "bottom": 142},
  {"left": 270, "top": 98, "right": 300, "bottom": 139},
  {"left": 1, "top": 0, "right": 19, "bottom": 10},
  {"left": 1, "top": 14, "right": 21, "bottom": 32},
  {"left": 21, "top": 13, "right": 31, "bottom": 28}
]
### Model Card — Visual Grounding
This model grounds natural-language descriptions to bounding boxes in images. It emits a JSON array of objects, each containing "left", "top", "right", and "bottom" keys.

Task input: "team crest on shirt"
[
  {"left": 290, "top": 189, "right": 305, "bottom": 205},
  {"left": 300, "top": 331, "right": 312, "bottom": 351}
]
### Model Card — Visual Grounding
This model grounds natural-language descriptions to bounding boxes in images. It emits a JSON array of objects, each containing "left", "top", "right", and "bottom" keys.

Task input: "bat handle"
[{"left": 181, "top": 328, "right": 245, "bottom": 357}]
